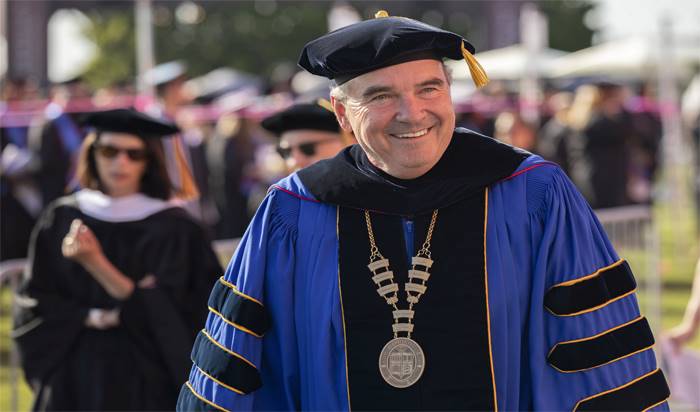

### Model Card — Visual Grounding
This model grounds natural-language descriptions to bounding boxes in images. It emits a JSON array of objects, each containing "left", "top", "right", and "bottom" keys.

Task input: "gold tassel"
[
  {"left": 172, "top": 138, "right": 200, "bottom": 201},
  {"left": 461, "top": 43, "right": 489, "bottom": 88},
  {"left": 375, "top": 10, "right": 389, "bottom": 18},
  {"left": 316, "top": 98, "right": 334, "bottom": 113}
]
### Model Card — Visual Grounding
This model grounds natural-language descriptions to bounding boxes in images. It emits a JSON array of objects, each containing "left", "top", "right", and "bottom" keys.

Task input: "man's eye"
[
  {"left": 421, "top": 87, "right": 439, "bottom": 94},
  {"left": 370, "top": 94, "right": 392, "bottom": 102}
]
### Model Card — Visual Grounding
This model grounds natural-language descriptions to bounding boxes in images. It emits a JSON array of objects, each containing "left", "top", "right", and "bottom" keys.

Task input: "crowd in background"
[{"left": 0, "top": 62, "right": 684, "bottom": 263}]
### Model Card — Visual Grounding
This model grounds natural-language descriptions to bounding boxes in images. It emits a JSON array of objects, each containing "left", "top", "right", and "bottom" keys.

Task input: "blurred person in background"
[
  {"left": 537, "top": 91, "right": 574, "bottom": 175},
  {"left": 261, "top": 101, "right": 353, "bottom": 173},
  {"left": 1, "top": 77, "right": 43, "bottom": 260},
  {"left": 143, "top": 60, "right": 190, "bottom": 120},
  {"left": 626, "top": 82, "right": 663, "bottom": 205},
  {"left": 455, "top": 109, "right": 495, "bottom": 137},
  {"left": 180, "top": 69, "right": 264, "bottom": 237},
  {"left": 493, "top": 111, "right": 538, "bottom": 152},
  {"left": 206, "top": 113, "right": 258, "bottom": 239},
  {"left": 565, "top": 82, "right": 632, "bottom": 209},
  {"left": 29, "top": 76, "right": 92, "bottom": 207},
  {"left": 0, "top": 75, "right": 41, "bottom": 104},
  {"left": 13, "top": 109, "right": 221, "bottom": 411},
  {"left": 142, "top": 61, "right": 203, "bottom": 219}
]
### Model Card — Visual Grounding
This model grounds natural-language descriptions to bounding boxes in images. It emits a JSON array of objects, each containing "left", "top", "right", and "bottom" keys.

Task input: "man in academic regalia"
[
  {"left": 177, "top": 12, "right": 670, "bottom": 411},
  {"left": 261, "top": 101, "right": 353, "bottom": 173},
  {"left": 142, "top": 61, "right": 204, "bottom": 218}
]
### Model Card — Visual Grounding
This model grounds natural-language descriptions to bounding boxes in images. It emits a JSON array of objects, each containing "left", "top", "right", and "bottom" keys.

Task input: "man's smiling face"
[{"left": 332, "top": 59, "right": 456, "bottom": 180}]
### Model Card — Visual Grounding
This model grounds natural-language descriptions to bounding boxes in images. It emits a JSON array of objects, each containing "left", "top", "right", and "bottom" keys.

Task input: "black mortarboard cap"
[
  {"left": 299, "top": 11, "right": 488, "bottom": 87},
  {"left": 261, "top": 102, "right": 340, "bottom": 136},
  {"left": 81, "top": 108, "right": 180, "bottom": 139}
]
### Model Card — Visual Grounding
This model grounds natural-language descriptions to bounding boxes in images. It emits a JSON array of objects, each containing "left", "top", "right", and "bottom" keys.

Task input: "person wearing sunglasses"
[
  {"left": 261, "top": 102, "right": 352, "bottom": 172},
  {"left": 13, "top": 108, "right": 222, "bottom": 411}
]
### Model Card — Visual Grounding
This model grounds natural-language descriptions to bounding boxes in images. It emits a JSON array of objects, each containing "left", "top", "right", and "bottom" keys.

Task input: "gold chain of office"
[{"left": 364, "top": 209, "right": 438, "bottom": 388}]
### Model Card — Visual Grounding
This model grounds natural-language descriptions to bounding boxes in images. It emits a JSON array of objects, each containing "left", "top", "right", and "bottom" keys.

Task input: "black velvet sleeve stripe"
[
  {"left": 574, "top": 369, "right": 670, "bottom": 411},
  {"left": 208, "top": 277, "right": 270, "bottom": 337},
  {"left": 191, "top": 330, "right": 262, "bottom": 395},
  {"left": 176, "top": 382, "right": 229, "bottom": 412},
  {"left": 548, "top": 317, "right": 655, "bottom": 373},
  {"left": 544, "top": 260, "right": 636, "bottom": 316}
]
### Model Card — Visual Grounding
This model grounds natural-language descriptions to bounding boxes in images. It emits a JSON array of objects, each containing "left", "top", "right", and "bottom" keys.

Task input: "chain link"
[
  {"left": 417, "top": 209, "right": 438, "bottom": 258},
  {"left": 365, "top": 210, "right": 384, "bottom": 261},
  {"left": 365, "top": 209, "right": 439, "bottom": 339}
]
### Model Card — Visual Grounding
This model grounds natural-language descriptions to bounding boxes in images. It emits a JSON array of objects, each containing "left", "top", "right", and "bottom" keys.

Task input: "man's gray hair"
[
  {"left": 329, "top": 79, "right": 351, "bottom": 103},
  {"left": 329, "top": 60, "right": 453, "bottom": 103}
]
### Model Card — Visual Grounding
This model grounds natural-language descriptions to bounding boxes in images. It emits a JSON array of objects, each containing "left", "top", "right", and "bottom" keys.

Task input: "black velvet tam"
[
  {"left": 298, "top": 16, "right": 475, "bottom": 84},
  {"left": 261, "top": 103, "right": 340, "bottom": 136},
  {"left": 81, "top": 108, "right": 180, "bottom": 139}
]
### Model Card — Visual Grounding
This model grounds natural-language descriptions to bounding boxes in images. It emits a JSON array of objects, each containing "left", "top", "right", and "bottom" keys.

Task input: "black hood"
[{"left": 297, "top": 128, "right": 529, "bottom": 216}]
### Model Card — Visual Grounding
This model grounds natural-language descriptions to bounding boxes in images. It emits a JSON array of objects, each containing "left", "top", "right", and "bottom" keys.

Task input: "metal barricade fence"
[
  {"left": 595, "top": 205, "right": 662, "bottom": 335},
  {"left": 0, "top": 207, "right": 661, "bottom": 409}
]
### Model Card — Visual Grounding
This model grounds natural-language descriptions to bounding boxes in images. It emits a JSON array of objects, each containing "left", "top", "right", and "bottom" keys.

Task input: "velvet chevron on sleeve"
[
  {"left": 177, "top": 131, "right": 669, "bottom": 411},
  {"left": 486, "top": 156, "right": 669, "bottom": 411}
]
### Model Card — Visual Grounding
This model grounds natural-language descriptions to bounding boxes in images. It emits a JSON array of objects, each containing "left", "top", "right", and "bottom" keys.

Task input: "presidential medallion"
[{"left": 378, "top": 337, "right": 425, "bottom": 388}]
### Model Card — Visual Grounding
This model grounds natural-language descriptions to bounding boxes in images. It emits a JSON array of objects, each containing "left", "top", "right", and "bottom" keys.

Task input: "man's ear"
[{"left": 331, "top": 96, "right": 354, "bottom": 133}]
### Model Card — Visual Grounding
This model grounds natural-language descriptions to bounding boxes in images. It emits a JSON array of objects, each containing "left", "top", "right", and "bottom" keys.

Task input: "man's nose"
[{"left": 395, "top": 95, "right": 424, "bottom": 123}]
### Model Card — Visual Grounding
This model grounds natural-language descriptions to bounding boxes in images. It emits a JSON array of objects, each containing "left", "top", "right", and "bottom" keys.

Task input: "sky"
[
  {"left": 594, "top": 0, "right": 700, "bottom": 41},
  {"left": 2, "top": 0, "right": 700, "bottom": 82}
]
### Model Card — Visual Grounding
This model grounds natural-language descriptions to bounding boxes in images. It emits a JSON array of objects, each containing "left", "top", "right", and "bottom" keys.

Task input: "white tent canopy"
[
  {"left": 447, "top": 44, "right": 568, "bottom": 81},
  {"left": 548, "top": 35, "right": 700, "bottom": 79}
]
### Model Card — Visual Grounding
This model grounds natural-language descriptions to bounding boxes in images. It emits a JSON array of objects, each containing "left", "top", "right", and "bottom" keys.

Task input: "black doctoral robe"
[{"left": 13, "top": 193, "right": 222, "bottom": 411}]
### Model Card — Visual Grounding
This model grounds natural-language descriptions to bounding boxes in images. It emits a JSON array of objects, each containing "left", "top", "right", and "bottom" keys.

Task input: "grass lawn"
[{"left": 0, "top": 288, "right": 33, "bottom": 411}]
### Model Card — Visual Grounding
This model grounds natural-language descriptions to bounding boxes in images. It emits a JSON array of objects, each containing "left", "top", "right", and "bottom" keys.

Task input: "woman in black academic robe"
[{"left": 12, "top": 109, "right": 222, "bottom": 411}]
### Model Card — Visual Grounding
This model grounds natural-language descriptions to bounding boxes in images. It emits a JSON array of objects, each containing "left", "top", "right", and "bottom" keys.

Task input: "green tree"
[
  {"left": 539, "top": 0, "right": 595, "bottom": 52},
  {"left": 82, "top": 11, "right": 136, "bottom": 89},
  {"left": 80, "top": 0, "right": 597, "bottom": 89},
  {"left": 81, "top": 1, "right": 331, "bottom": 88},
  {"left": 153, "top": 1, "right": 330, "bottom": 79}
]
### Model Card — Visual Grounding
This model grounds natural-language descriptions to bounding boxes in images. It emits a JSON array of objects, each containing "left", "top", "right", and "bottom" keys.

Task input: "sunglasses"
[
  {"left": 276, "top": 138, "right": 336, "bottom": 159},
  {"left": 94, "top": 144, "right": 148, "bottom": 161}
]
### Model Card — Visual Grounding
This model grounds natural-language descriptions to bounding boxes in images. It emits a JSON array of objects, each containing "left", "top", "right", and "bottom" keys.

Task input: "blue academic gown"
[{"left": 178, "top": 154, "right": 669, "bottom": 411}]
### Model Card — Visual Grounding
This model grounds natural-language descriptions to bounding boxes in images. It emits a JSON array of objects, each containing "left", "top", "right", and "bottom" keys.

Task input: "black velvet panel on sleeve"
[
  {"left": 176, "top": 383, "right": 222, "bottom": 411},
  {"left": 208, "top": 278, "right": 270, "bottom": 337},
  {"left": 548, "top": 317, "right": 655, "bottom": 372},
  {"left": 544, "top": 260, "right": 637, "bottom": 316},
  {"left": 574, "top": 369, "right": 670, "bottom": 411},
  {"left": 190, "top": 330, "right": 261, "bottom": 395}
]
